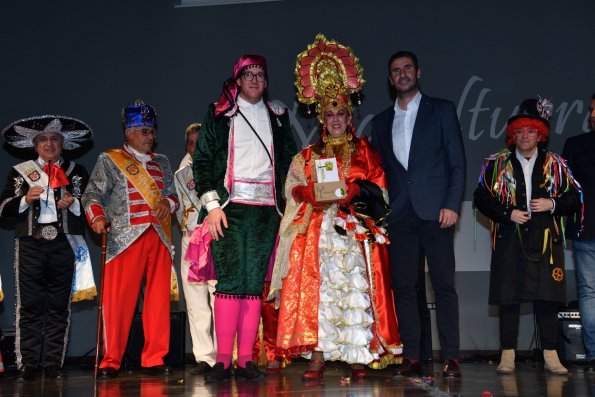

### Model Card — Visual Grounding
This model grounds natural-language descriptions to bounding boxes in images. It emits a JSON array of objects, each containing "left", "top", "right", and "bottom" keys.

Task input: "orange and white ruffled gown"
[{"left": 268, "top": 137, "right": 402, "bottom": 368}]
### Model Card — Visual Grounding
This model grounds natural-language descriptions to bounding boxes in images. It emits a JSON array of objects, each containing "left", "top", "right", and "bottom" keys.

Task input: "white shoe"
[
  {"left": 497, "top": 349, "right": 515, "bottom": 374},
  {"left": 543, "top": 349, "right": 568, "bottom": 375}
]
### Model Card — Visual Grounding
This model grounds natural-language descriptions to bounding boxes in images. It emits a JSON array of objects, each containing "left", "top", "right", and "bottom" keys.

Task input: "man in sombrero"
[{"left": 0, "top": 115, "right": 94, "bottom": 381}]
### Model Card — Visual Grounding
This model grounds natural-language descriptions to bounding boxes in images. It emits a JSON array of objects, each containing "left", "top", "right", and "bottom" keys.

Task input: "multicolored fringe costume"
[
  {"left": 478, "top": 148, "right": 583, "bottom": 249},
  {"left": 474, "top": 148, "right": 582, "bottom": 305}
]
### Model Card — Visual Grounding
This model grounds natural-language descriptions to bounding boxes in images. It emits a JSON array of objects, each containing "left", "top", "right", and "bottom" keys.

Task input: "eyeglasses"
[
  {"left": 514, "top": 128, "right": 538, "bottom": 136},
  {"left": 242, "top": 71, "right": 266, "bottom": 82},
  {"left": 133, "top": 127, "right": 157, "bottom": 137}
]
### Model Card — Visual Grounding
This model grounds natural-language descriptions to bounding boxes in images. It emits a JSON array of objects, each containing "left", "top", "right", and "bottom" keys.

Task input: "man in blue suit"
[{"left": 370, "top": 51, "right": 465, "bottom": 378}]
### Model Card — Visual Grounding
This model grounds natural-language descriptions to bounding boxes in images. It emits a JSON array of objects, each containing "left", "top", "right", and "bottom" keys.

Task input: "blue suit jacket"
[
  {"left": 370, "top": 94, "right": 466, "bottom": 223},
  {"left": 562, "top": 132, "right": 595, "bottom": 240}
]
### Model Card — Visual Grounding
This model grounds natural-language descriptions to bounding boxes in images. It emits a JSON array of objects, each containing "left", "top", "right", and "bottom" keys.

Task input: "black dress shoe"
[
  {"left": 44, "top": 365, "right": 66, "bottom": 380},
  {"left": 394, "top": 359, "right": 423, "bottom": 377},
  {"left": 443, "top": 359, "right": 462, "bottom": 378},
  {"left": 189, "top": 361, "right": 212, "bottom": 375},
  {"left": 235, "top": 361, "right": 266, "bottom": 380},
  {"left": 14, "top": 366, "right": 37, "bottom": 382},
  {"left": 393, "top": 358, "right": 423, "bottom": 378},
  {"left": 204, "top": 362, "right": 232, "bottom": 383},
  {"left": 142, "top": 365, "right": 174, "bottom": 376},
  {"left": 97, "top": 367, "right": 119, "bottom": 379}
]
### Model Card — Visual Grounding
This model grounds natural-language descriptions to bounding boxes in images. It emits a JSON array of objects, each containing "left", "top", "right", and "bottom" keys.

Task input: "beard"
[{"left": 395, "top": 78, "right": 418, "bottom": 96}]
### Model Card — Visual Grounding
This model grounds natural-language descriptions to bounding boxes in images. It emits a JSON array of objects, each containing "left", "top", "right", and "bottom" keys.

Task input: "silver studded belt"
[{"left": 34, "top": 224, "right": 59, "bottom": 240}]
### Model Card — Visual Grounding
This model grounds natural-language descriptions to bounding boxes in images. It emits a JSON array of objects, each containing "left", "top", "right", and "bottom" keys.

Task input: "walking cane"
[{"left": 94, "top": 226, "right": 109, "bottom": 379}]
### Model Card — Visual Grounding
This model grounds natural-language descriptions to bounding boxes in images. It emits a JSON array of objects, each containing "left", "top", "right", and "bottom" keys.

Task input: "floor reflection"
[{"left": 1, "top": 362, "right": 595, "bottom": 396}]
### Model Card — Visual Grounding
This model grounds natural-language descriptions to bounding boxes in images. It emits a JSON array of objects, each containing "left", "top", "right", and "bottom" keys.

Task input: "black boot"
[
  {"left": 14, "top": 366, "right": 37, "bottom": 382},
  {"left": 235, "top": 361, "right": 266, "bottom": 380},
  {"left": 189, "top": 361, "right": 212, "bottom": 375},
  {"left": 44, "top": 365, "right": 66, "bottom": 380},
  {"left": 204, "top": 362, "right": 232, "bottom": 383}
]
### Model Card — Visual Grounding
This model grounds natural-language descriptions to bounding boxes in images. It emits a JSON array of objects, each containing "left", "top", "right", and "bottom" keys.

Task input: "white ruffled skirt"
[{"left": 304, "top": 205, "right": 382, "bottom": 364}]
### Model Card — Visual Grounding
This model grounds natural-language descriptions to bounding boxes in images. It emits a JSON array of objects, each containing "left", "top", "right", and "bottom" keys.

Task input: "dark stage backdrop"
[{"left": 0, "top": 0, "right": 593, "bottom": 357}]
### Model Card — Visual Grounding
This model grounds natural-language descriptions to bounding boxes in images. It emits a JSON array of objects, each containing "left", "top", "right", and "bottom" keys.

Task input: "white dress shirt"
[
  {"left": 232, "top": 97, "right": 273, "bottom": 181},
  {"left": 125, "top": 144, "right": 175, "bottom": 211},
  {"left": 18, "top": 157, "right": 81, "bottom": 222},
  {"left": 126, "top": 144, "right": 152, "bottom": 168},
  {"left": 515, "top": 148, "right": 538, "bottom": 213},
  {"left": 229, "top": 96, "right": 274, "bottom": 204},
  {"left": 392, "top": 91, "right": 422, "bottom": 170}
]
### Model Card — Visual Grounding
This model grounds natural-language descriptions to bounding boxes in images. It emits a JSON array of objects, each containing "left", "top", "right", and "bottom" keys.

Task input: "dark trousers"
[
  {"left": 15, "top": 235, "right": 74, "bottom": 368},
  {"left": 387, "top": 202, "right": 460, "bottom": 360},
  {"left": 500, "top": 301, "right": 559, "bottom": 350}
]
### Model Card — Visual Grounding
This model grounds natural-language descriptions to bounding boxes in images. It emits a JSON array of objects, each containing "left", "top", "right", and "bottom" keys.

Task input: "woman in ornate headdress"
[{"left": 269, "top": 34, "right": 402, "bottom": 380}]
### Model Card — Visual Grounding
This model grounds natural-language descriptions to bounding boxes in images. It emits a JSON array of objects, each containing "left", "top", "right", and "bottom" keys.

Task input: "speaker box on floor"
[
  {"left": 122, "top": 311, "right": 186, "bottom": 368},
  {"left": 558, "top": 310, "right": 587, "bottom": 363}
]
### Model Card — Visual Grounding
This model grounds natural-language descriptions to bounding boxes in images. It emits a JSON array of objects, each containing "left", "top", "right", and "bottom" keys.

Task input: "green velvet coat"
[{"left": 193, "top": 102, "right": 297, "bottom": 222}]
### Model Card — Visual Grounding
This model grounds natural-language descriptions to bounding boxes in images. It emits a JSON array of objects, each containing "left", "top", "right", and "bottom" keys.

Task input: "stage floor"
[{"left": 0, "top": 361, "right": 594, "bottom": 396}]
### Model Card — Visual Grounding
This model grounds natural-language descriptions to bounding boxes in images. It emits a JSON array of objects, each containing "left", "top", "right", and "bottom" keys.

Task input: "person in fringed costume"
[
  {"left": 82, "top": 100, "right": 180, "bottom": 379},
  {"left": 193, "top": 55, "right": 297, "bottom": 382},
  {"left": 474, "top": 98, "right": 582, "bottom": 375},
  {"left": 0, "top": 115, "right": 96, "bottom": 381},
  {"left": 269, "top": 34, "right": 402, "bottom": 381}
]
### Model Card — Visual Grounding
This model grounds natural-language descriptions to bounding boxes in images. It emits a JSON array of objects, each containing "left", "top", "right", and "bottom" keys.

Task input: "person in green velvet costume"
[{"left": 193, "top": 54, "right": 296, "bottom": 382}]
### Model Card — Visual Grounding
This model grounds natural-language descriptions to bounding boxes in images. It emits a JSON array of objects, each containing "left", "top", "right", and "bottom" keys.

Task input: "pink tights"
[{"left": 214, "top": 296, "right": 262, "bottom": 368}]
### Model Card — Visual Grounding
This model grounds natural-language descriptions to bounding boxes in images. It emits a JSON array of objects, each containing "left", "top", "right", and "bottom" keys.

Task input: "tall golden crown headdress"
[{"left": 295, "top": 34, "right": 365, "bottom": 123}]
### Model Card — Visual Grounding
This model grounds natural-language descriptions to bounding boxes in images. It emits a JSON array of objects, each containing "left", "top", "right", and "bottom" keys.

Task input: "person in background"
[
  {"left": 175, "top": 123, "right": 217, "bottom": 375},
  {"left": 562, "top": 93, "right": 595, "bottom": 372}
]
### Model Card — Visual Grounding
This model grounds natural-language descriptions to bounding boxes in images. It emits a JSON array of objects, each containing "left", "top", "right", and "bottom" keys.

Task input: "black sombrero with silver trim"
[{"left": 2, "top": 115, "right": 93, "bottom": 150}]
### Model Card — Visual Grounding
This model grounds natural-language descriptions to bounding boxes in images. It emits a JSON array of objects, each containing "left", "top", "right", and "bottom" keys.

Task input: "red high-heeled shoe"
[
  {"left": 351, "top": 366, "right": 367, "bottom": 379},
  {"left": 302, "top": 359, "right": 325, "bottom": 380},
  {"left": 266, "top": 360, "right": 281, "bottom": 374}
]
